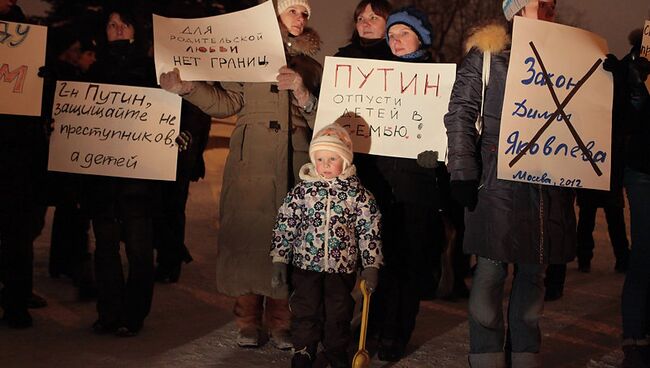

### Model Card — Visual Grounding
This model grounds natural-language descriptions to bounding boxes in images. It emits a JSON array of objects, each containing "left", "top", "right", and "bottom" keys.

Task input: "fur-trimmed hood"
[
  {"left": 464, "top": 21, "right": 510, "bottom": 54},
  {"left": 279, "top": 22, "right": 321, "bottom": 57}
]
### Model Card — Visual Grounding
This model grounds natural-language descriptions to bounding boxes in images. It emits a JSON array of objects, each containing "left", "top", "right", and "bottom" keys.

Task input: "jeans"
[
  {"left": 468, "top": 257, "right": 545, "bottom": 367},
  {"left": 622, "top": 168, "right": 650, "bottom": 340}
]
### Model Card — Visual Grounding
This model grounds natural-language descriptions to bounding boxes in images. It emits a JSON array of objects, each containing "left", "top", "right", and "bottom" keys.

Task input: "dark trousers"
[
  {"left": 622, "top": 168, "right": 650, "bottom": 339},
  {"left": 153, "top": 179, "right": 191, "bottom": 267},
  {"left": 577, "top": 202, "right": 629, "bottom": 263},
  {"left": 290, "top": 268, "right": 356, "bottom": 361},
  {"left": 93, "top": 215, "right": 154, "bottom": 330},
  {"left": 469, "top": 258, "right": 545, "bottom": 361},
  {"left": 50, "top": 202, "right": 91, "bottom": 278},
  {"left": 0, "top": 207, "right": 44, "bottom": 314}
]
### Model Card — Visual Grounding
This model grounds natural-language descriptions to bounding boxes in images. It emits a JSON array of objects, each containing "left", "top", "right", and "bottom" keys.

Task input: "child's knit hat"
[
  {"left": 502, "top": 0, "right": 532, "bottom": 21},
  {"left": 309, "top": 124, "right": 354, "bottom": 167},
  {"left": 277, "top": 0, "right": 311, "bottom": 19}
]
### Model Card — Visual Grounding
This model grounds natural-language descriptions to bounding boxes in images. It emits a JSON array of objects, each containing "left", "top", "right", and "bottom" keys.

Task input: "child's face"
[{"left": 314, "top": 150, "right": 344, "bottom": 179}]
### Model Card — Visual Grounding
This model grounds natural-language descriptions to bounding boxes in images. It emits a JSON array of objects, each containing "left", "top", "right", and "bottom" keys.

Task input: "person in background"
[
  {"left": 335, "top": 0, "right": 393, "bottom": 60},
  {"left": 0, "top": 0, "right": 49, "bottom": 328},
  {"left": 366, "top": 6, "right": 447, "bottom": 362},
  {"left": 270, "top": 124, "right": 382, "bottom": 368},
  {"left": 159, "top": 0, "right": 322, "bottom": 350},
  {"left": 444, "top": 0, "right": 575, "bottom": 366}
]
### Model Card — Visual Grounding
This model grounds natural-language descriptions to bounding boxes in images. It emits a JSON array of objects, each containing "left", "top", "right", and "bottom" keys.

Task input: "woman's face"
[
  {"left": 355, "top": 4, "right": 386, "bottom": 40},
  {"left": 106, "top": 13, "right": 135, "bottom": 42},
  {"left": 387, "top": 24, "right": 420, "bottom": 57},
  {"left": 280, "top": 5, "right": 309, "bottom": 36},
  {"left": 521, "top": 0, "right": 556, "bottom": 22}
]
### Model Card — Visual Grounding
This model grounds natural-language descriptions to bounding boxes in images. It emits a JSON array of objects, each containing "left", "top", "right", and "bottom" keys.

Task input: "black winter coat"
[
  {"left": 335, "top": 37, "right": 394, "bottom": 61},
  {"left": 81, "top": 40, "right": 160, "bottom": 218},
  {"left": 444, "top": 23, "right": 576, "bottom": 264}
]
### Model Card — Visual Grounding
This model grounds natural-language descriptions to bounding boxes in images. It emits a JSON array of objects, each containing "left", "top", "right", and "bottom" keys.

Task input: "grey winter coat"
[
  {"left": 182, "top": 27, "right": 322, "bottom": 298},
  {"left": 444, "top": 22, "right": 576, "bottom": 264}
]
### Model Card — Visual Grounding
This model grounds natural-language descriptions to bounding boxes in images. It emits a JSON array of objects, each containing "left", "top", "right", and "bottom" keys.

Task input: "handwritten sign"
[
  {"left": 497, "top": 17, "right": 612, "bottom": 190},
  {"left": 153, "top": 1, "right": 285, "bottom": 83},
  {"left": 0, "top": 21, "right": 47, "bottom": 116},
  {"left": 48, "top": 81, "right": 182, "bottom": 181},
  {"left": 314, "top": 56, "right": 456, "bottom": 159},
  {"left": 641, "top": 20, "right": 650, "bottom": 92}
]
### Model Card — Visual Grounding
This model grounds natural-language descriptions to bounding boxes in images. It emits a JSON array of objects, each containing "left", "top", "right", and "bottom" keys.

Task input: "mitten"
[
  {"left": 450, "top": 180, "right": 479, "bottom": 210},
  {"left": 360, "top": 267, "right": 379, "bottom": 293},
  {"left": 159, "top": 68, "right": 196, "bottom": 95},
  {"left": 271, "top": 262, "right": 287, "bottom": 288},
  {"left": 416, "top": 150, "right": 439, "bottom": 168},
  {"left": 175, "top": 130, "right": 192, "bottom": 152}
]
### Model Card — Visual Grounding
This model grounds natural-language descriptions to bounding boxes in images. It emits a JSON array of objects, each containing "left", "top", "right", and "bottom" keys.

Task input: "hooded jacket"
[
  {"left": 182, "top": 24, "right": 323, "bottom": 298},
  {"left": 271, "top": 163, "right": 383, "bottom": 273},
  {"left": 444, "top": 22, "right": 576, "bottom": 264}
]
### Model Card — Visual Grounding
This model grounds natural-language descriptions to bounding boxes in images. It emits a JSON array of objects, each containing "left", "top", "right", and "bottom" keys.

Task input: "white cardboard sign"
[
  {"left": 153, "top": 1, "right": 285, "bottom": 83},
  {"left": 640, "top": 20, "right": 650, "bottom": 92},
  {"left": 48, "top": 81, "right": 182, "bottom": 181},
  {"left": 0, "top": 21, "right": 47, "bottom": 116},
  {"left": 314, "top": 56, "right": 456, "bottom": 159},
  {"left": 498, "top": 17, "right": 613, "bottom": 190}
]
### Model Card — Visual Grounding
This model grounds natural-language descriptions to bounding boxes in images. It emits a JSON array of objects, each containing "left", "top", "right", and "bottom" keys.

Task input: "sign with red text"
[
  {"left": 48, "top": 81, "right": 182, "bottom": 181},
  {"left": 314, "top": 56, "right": 456, "bottom": 159},
  {"left": 153, "top": 1, "right": 285, "bottom": 83},
  {"left": 498, "top": 17, "right": 612, "bottom": 190},
  {"left": 0, "top": 21, "right": 47, "bottom": 116},
  {"left": 640, "top": 20, "right": 650, "bottom": 92}
]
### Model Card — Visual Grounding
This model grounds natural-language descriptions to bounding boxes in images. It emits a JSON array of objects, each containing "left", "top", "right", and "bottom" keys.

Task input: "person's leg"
[
  {"left": 508, "top": 263, "right": 545, "bottom": 368},
  {"left": 290, "top": 268, "right": 324, "bottom": 366},
  {"left": 265, "top": 296, "right": 292, "bottom": 350},
  {"left": 322, "top": 272, "right": 356, "bottom": 368},
  {"left": 603, "top": 204, "right": 630, "bottom": 273},
  {"left": 92, "top": 216, "right": 123, "bottom": 332},
  {"left": 468, "top": 257, "right": 508, "bottom": 368},
  {"left": 543, "top": 264, "right": 566, "bottom": 301},
  {"left": 233, "top": 293, "right": 264, "bottom": 347},
  {"left": 576, "top": 204, "right": 597, "bottom": 271},
  {"left": 121, "top": 216, "right": 154, "bottom": 335},
  {"left": 622, "top": 168, "right": 650, "bottom": 366}
]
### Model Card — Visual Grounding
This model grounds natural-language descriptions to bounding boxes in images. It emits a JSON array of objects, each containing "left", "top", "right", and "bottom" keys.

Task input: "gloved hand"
[
  {"left": 450, "top": 180, "right": 479, "bottom": 210},
  {"left": 416, "top": 150, "right": 439, "bottom": 168},
  {"left": 159, "top": 68, "right": 196, "bottom": 95},
  {"left": 271, "top": 262, "right": 288, "bottom": 288},
  {"left": 603, "top": 53, "right": 622, "bottom": 74},
  {"left": 360, "top": 267, "right": 379, "bottom": 293},
  {"left": 176, "top": 130, "right": 192, "bottom": 152},
  {"left": 37, "top": 65, "right": 56, "bottom": 81},
  {"left": 276, "top": 66, "right": 311, "bottom": 107}
]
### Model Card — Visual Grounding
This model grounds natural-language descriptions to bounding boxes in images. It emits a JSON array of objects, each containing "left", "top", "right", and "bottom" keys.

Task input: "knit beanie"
[
  {"left": 385, "top": 6, "right": 433, "bottom": 48},
  {"left": 502, "top": 0, "right": 533, "bottom": 21},
  {"left": 277, "top": 0, "right": 311, "bottom": 19},
  {"left": 309, "top": 124, "right": 354, "bottom": 167}
]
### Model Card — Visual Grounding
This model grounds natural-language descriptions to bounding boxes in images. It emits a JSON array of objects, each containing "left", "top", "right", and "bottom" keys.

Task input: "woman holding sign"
[
  {"left": 444, "top": 1, "right": 575, "bottom": 367},
  {"left": 362, "top": 6, "right": 448, "bottom": 362},
  {"left": 159, "top": 0, "right": 321, "bottom": 350}
]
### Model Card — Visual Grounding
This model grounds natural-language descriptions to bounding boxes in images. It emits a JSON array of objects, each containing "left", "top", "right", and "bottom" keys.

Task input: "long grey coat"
[
  {"left": 444, "top": 22, "right": 576, "bottom": 265},
  {"left": 183, "top": 27, "right": 322, "bottom": 298}
]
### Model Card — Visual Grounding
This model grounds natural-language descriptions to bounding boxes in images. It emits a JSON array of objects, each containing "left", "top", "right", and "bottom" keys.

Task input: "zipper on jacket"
[
  {"left": 538, "top": 184, "right": 544, "bottom": 264},
  {"left": 323, "top": 183, "right": 332, "bottom": 271}
]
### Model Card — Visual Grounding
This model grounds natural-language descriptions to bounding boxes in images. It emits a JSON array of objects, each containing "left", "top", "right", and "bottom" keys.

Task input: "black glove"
[
  {"left": 603, "top": 54, "right": 622, "bottom": 74},
  {"left": 37, "top": 65, "right": 57, "bottom": 81},
  {"left": 175, "top": 130, "right": 192, "bottom": 152},
  {"left": 360, "top": 267, "right": 378, "bottom": 293},
  {"left": 450, "top": 180, "right": 479, "bottom": 210},
  {"left": 416, "top": 150, "right": 439, "bottom": 168},
  {"left": 271, "top": 262, "right": 287, "bottom": 288}
]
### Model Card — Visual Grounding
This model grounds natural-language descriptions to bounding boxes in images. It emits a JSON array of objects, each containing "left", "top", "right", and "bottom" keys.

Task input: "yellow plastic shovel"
[{"left": 352, "top": 279, "right": 372, "bottom": 368}]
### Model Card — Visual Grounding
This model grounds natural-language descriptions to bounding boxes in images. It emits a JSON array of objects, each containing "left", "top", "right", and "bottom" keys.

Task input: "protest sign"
[
  {"left": 314, "top": 56, "right": 456, "bottom": 159},
  {"left": 153, "top": 1, "right": 285, "bottom": 83},
  {"left": 48, "top": 81, "right": 182, "bottom": 181},
  {"left": 641, "top": 20, "right": 650, "bottom": 92},
  {"left": 498, "top": 17, "right": 612, "bottom": 190},
  {"left": 0, "top": 21, "right": 47, "bottom": 116}
]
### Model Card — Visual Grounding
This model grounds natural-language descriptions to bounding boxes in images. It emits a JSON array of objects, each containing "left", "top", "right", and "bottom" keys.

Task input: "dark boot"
[
  {"left": 622, "top": 345, "right": 649, "bottom": 368},
  {"left": 377, "top": 338, "right": 405, "bottom": 362},
  {"left": 291, "top": 347, "right": 315, "bottom": 368}
]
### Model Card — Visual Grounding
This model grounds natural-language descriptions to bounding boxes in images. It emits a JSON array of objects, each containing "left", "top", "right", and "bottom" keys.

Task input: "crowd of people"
[{"left": 1, "top": 0, "right": 649, "bottom": 367}]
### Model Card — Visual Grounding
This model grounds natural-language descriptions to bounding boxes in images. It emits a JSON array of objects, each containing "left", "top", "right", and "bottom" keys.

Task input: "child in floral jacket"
[{"left": 270, "top": 123, "right": 383, "bottom": 368}]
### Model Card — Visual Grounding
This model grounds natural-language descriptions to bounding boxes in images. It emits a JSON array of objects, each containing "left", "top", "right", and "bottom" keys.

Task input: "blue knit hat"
[{"left": 385, "top": 6, "right": 432, "bottom": 48}]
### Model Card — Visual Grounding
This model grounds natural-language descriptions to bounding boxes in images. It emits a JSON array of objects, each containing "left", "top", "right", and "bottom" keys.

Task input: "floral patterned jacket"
[{"left": 270, "top": 163, "right": 383, "bottom": 273}]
